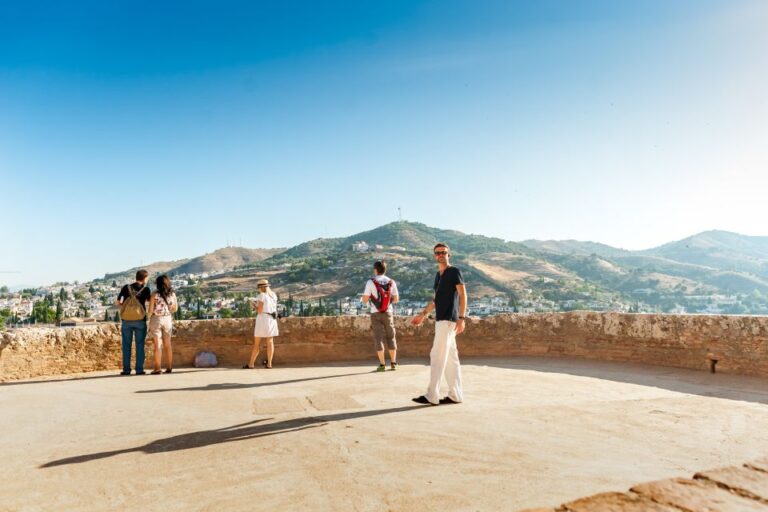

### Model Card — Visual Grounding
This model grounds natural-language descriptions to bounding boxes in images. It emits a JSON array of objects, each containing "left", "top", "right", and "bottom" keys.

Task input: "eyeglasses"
[{"left": 434, "top": 250, "right": 448, "bottom": 255}]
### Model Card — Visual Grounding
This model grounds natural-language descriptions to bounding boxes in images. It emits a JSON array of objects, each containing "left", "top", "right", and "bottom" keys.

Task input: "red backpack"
[{"left": 370, "top": 278, "right": 394, "bottom": 313}]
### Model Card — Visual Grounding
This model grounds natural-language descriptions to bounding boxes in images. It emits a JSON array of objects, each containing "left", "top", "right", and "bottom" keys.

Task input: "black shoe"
[
  {"left": 164, "top": 368, "right": 173, "bottom": 374},
  {"left": 119, "top": 371, "right": 131, "bottom": 376},
  {"left": 135, "top": 371, "right": 146, "bottom": 375},
  {"left": 439, "top": 397, "right": 461, "bottom": 405},
  {"left": 412, "top": 395, "right": 437, "bottom": 406}
]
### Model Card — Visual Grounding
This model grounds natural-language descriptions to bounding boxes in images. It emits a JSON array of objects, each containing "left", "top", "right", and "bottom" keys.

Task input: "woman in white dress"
[{"left": 243, "top": 279, "right": 279, "bottom": 369}]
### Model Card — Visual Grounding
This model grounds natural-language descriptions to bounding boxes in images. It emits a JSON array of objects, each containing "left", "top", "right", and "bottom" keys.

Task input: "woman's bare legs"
[
  {"left": 153, "top": 337, "right": 162, "bottom": 373},
  {"left": 248, "top": 337, "right": 261, "bottom": 368},
  {"left": 265, "top": 337, "right": 274, "bottom": 368},
  {"left": 163, "top": 331, "right": 173, "bottom": 371}
]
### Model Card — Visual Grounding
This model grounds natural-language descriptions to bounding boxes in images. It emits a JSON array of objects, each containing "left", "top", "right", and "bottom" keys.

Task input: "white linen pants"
[{"left": 425, "top": 320, "right": 464, "bottom": 405}]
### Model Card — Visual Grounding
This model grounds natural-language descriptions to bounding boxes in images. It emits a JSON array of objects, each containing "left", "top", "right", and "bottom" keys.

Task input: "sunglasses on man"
[{"left": 434, "top": 250, "right": 448, "bottom": 255}]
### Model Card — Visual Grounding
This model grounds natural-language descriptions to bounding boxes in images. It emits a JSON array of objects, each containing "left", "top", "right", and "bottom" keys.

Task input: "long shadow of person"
[
  {"left": 135, "top": 371, "right": 371, "bottom": 394},
  {"left": 41, "top": 405, "right": 422, "bottom": 468}
]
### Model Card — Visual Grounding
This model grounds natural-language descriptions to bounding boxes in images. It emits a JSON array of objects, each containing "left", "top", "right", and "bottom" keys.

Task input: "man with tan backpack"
[{"left": 114, "top": 270, "right": 151, "bottom": 375}]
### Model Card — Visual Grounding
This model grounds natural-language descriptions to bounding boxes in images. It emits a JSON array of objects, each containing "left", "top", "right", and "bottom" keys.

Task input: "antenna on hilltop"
[{"left": 398, "top": 207, "right": 403, "bottom": 223}]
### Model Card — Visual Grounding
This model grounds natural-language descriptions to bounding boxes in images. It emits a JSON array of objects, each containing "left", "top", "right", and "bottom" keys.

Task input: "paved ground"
[{"left": 2, "top": 357, "right": 768, "bottom": 512}]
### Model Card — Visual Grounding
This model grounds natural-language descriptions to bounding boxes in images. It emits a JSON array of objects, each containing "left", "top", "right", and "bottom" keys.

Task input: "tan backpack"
[{"left": 120, "top": 285, "right": 146, "bottom": 321}]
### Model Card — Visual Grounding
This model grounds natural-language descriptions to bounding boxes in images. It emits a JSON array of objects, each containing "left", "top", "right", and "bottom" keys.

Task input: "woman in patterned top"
[{"left": 147, "top": 275, "right": 178, "bottom": 374}]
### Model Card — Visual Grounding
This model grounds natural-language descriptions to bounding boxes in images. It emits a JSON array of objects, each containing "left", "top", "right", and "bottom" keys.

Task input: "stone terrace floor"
[{"left": 2, "top": 357, "right": 768, "bottom": 511}]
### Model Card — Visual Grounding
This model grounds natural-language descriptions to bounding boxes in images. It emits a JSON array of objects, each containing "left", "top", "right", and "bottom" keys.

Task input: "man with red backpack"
[{"left": 362, "top": 260, "right": 399, "bottom": 372}]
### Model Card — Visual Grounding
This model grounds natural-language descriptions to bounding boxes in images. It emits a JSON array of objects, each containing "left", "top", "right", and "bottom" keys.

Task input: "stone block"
[
  {"left": 631, "top": 477, "right": 767, "bottom": 511},
  {"left": 562, "top": 491, "right": 679, "bottom": 511},
  {"left": 695, "top": 465, "right": 768, "bottom": 502}
]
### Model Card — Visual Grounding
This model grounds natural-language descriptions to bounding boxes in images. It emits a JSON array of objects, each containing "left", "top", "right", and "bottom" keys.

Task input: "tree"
[
  {"left": 0, "top": 308, "right": 10, "bottom": 329},
  {"left": 233, "top": 299, "right": 254, "bottom": 318},
  {"left": 111, "top": 280, "right": 118, "bottom": 288},
  {"left": 219, "top": 308, "right": 234, "bottom": 319},
  {"left": 59, "top": 287, "right": 67, "bottom": 302},
  {"left": 89, "top": 285, "right": 95, "bottom": 293},
  {"left": 0, "top": 285, "right": 8, "bottom": 294},
  {"left": 113, "top": 312, "right": 120, "bottom": 322},
  {"left": 32, "top": 299, "right": 56, "bottom": 324},
  {"left": 55, "top": 300, "right": 63, "bottom": 324}
]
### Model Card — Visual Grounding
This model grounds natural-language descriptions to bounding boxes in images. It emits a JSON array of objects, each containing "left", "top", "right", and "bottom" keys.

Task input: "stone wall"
[
  {"left": 1, "top": 312, "right": 767, "bottom": 381},
  {"left": 522, "top": 456, "right": 768, "bottom": 511}
]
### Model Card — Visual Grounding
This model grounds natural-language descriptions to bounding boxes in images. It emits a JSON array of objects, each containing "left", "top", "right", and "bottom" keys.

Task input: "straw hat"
[{"left": 256, "top": 279, "right": 270, "bottom": 287}]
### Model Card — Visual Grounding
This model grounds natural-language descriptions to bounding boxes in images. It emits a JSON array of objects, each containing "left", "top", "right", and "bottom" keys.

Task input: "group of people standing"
[
  {"left": 115, "top": 270, "right": 178, "bottom": 375},
  {"left": 116, "top": 242, "right": 468, "bottom": 405}
]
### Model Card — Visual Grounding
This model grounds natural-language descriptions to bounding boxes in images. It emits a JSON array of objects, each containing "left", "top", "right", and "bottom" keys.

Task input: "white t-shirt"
[
  {"left": 363, "top": 275, "right": 399, "bottom": 314},
  {"left": 256, "top": 292, "right": 277, "bottom": 314}
]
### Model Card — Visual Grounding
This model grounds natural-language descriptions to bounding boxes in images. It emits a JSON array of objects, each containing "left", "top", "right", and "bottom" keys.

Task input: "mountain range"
[{"left": 96, "top": 223, "right": 768, "bottom": 313}]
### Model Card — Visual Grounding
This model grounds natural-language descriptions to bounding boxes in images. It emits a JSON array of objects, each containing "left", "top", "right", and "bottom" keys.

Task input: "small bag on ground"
[{"left": 194, "top": 351, "right": 218, "bottom": 368}]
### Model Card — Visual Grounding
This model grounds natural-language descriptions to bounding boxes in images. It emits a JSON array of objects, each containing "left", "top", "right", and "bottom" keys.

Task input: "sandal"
[
  {"left": 164, "top": 368, "right": 173, "bottom": 374},
  {"left": 242, "top": 364, "right": 255, "bottom": 369}
]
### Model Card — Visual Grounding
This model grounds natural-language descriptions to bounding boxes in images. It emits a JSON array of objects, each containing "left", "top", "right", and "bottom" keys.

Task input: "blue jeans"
[{"left": 121, "top": 320, "right": 147, "bottom": 373}]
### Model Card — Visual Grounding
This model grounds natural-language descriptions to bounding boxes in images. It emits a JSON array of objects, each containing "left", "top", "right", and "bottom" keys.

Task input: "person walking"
[
  {"left": 411, "top": 243, "right": 467, "bottom": 405},
  {"left": 361, "top": 260, "right": 399, "bottom": 372},
  {"left": 115, "top": 270, "right": 151, "bottom": 376},
  {"left": 243, "top": 279, "right": 279, "bottom": 369},
  {"left": 147, "top": 275, "right": 178, "bottom": 374}
]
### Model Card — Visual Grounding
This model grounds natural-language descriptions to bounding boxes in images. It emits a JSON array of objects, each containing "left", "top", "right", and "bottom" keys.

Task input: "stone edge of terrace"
[
  {"left": 521, "top": 456, "right": 768, "bottom": 511},
  {"left": 1, "top": 312, "right": 767, "bottom": 381}
]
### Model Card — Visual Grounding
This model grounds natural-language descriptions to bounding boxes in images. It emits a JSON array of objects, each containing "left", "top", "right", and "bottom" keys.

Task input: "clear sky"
[{"left": 2, "top": 0, "right": 767, "bottom": 287}]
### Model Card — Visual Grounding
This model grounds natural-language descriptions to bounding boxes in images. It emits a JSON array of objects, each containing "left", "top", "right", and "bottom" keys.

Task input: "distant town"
[
  {"left": 5, "top": 222, "right": 768, "bottom": 329},
  {"left": 1, "top": 268, "right": 763, "bottom": 330}
]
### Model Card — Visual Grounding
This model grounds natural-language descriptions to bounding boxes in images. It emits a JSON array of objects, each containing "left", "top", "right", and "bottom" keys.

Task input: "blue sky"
[{"left": 2, "top": 0, "right": 767, "bottom": 286}]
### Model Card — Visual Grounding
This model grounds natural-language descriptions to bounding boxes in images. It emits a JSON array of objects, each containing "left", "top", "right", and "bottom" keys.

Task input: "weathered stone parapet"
[
  {"left": 1, "top": 312, "right": 767, "bottom": 381},
  {"left": 520, "top": 456, "right": 768, "bottom": 511}
]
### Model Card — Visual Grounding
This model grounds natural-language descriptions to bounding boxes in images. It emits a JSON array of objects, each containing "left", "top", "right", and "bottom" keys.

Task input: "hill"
[
  {"left": 93, "top": 223, "right": 768, "bottom": 315},
  {"left": 102, "top": 247, "right": 283, "bottom": 282}
]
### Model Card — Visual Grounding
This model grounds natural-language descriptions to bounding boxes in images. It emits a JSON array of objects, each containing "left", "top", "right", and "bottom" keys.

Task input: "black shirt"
[
  {"left": 433, "top": 266, "right": 464, "bottom": 322},
  {"left": 117, "top": 283, "right": 151, "bottom": 320}
]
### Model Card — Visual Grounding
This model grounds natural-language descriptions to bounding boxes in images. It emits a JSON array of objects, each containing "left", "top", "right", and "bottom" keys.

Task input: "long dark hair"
[{"left": 155, "top": 275, "right": 173, "bottom": 301}]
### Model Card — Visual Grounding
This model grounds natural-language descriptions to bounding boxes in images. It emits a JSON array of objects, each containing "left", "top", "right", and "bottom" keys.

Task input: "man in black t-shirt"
[
  {"left": 114, "top": 269, "right": 151, "bottom": 375},
  {"left": 411, "top": 243, "right": 467, "bottom": 405}
]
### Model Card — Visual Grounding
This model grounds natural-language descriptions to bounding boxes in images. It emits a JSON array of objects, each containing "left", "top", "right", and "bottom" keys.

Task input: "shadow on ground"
[
  {"left": 476, "top": 357, "right": 768, "bottom": 405},
  {"left": 0, "top": 369, "right": 211, "bottom": 387},
  {"left": 40, "top": 405, "right": 422, "bottom": 469},
  {"left": 135, "top": 371, "right": 372, "bottom": 393}
]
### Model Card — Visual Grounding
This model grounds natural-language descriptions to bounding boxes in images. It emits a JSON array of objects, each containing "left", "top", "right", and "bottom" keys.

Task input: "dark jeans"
[{"left": 121, "top": 320, "right": 147, "bottom": 373}]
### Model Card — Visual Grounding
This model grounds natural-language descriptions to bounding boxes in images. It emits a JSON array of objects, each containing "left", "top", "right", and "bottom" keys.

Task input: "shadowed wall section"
[{"left": 1, "top": 312, "right": 767, "bottom": 381}]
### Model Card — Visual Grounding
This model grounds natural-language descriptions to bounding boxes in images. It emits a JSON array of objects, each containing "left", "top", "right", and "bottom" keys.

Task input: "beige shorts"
[
  {"left": 149, "top": 315, "right": 173, "bottom": 345},
  {"left": 370, "top": 312, "right": 396, "bottom": 351}
]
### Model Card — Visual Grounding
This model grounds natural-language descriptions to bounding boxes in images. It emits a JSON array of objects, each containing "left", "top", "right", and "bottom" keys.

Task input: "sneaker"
[
  {"left": 376, "top": 364, "right": 386, "bottom": 372},
  {"left": 412, "top": 395, "right": 438, "bottom": 405},
  {"left": 390, "top": 362, "right": 398, "bottom": 371}
]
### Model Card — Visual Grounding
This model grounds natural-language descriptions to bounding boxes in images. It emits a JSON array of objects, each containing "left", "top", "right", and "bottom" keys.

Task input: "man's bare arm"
[{"left": 455, "top": 284, "right": 467, "bottom": 334}]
